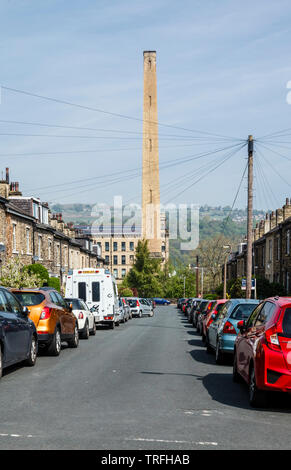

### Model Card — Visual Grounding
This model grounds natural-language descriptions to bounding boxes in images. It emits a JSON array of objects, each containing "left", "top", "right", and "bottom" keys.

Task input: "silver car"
[{"left": 127, "top": 297, "right": 153, "bottom": 317}]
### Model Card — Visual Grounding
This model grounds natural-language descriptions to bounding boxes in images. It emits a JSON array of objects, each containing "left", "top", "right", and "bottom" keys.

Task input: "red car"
[
  {"left": 233, "top": 297, "right": 291, "bottom": 407},
  {"left": 202, "top": 299, "right": 227, "bottom": 342}
]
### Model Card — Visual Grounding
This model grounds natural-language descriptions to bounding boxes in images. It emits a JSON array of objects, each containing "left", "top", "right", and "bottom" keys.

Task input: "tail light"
[
  {"left": 78, "top": 312, "right": 84, "bottom": 319},
  {"left": 223, "top": 321, "right": 237, "bottom": 334},
  {"left": 136, "top": 300, "right": 140, "bottom": 307},
  {"left": 40, "top": 306, "right": 51, "bottom": 320},
  {"left": 264, "top": 325, "right": 281, "bottom": 351}
]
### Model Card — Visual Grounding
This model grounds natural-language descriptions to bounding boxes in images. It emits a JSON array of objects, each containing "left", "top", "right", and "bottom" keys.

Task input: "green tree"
[
  {"left": 24, "top": 263, "right": 49, "bottom": 284},
  {"left": 47, "top": 277, "right": 61, "bottom": 292},
  {"left": 125, "top": 240, "right": 164, "bottom": 297}
]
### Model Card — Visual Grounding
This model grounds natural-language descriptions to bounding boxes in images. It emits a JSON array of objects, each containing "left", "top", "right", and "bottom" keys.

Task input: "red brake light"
[
  {"left": 264, "top": 325, "right": 281, "bottom": 351},
  {"left": 223, "top": 321, "right": 237, "bottom": 334},
  {"left": 136, "top": 300, "right": 140, "bottom": 306},
  {"left": 40, "top": 306, "right": 51, "bottom": 320},
  {"left": 78, "top": 312, "right": 84, "bottom": 319}
]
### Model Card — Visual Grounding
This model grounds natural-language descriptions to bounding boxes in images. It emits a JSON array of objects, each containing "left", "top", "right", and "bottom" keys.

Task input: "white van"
[{"left": 65, "top": 268, "right": 119, "bottom": 329}]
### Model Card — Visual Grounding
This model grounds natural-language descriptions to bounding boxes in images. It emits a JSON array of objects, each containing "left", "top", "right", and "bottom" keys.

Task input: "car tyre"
[
  {"left": 25, "top": 335, "right": 37, "bottom": 366},
  {"left": 249, "top": 366, "right": 268, "bottom": 408},
  {"left": 90, "top": 321, "right": 96, "bottom": 336},
  {"left": 232, "top": 351, "right": 242, "bottom": 383},
  {"left": 47, "top": 326, "right": 62, "bottom": 356},
  {"left": 68, "top": 324, "right": 79, "bottom": 348},
  {"left": 81, "top": 321, "right": 90, "bottom": 340},
  {"left": 215, "top": 339, "right": 224, "bottom": 365},
  {"left": 0, "top": 347, "right": 3, "bottom": 379},
  {"left": 109, "top": 321, "right": 115, "bottom": 329}
]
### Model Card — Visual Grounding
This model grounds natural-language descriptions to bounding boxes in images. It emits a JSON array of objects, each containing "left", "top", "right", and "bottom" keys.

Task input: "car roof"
[{"left": 264, "top": 297, "right": 291, "bottom": 307}]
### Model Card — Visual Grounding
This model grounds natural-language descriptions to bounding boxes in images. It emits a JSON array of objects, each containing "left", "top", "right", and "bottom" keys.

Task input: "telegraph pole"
[
  {"left": 196, "top": 255, "right": 199, "bottom": 297},
  {"left": 246, "top": 135, "right": 254, "bottom": 299}
]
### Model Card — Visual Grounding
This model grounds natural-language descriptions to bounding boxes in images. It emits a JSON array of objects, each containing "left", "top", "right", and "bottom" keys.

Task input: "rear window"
[
  {"left": 92, "top": 282, "right": 100, "bottom": 302},
  {"left": 128, "top": 299, "right": 137, "bottom": 307},
  {"left": 66, "top": 299, "right": 82, "bottom": 310},
  {"left": 282, "top": 308, "right": 291, "bottom": 337},
  {"left": 14, "top": 292, "right": 45, "bottom": 306},
  {"left": 78, "top": 282, "right": 86, "bottom": 302},
  {"left": 230, "top": 304, "right": 258, "bottom": 320},
  {"left": 216, "top": 303, "right": 225, "bottom": 314}
]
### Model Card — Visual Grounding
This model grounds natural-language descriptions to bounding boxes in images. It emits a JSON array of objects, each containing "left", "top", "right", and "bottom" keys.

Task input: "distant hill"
[{"left": 52, "top": 203, "right": 267, "bottom": 266}]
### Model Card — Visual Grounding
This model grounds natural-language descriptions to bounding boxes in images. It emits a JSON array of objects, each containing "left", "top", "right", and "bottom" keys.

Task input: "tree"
[
  {"left": 47, "top": 277, "right": 61, "bottom": 292},
  {"left": 125, "top": 240, "right": 164, "bottom": 297},
  {"left": 163, "top": 265, "right": 196, "bottom": 298},
  {"left": 24, "top": 263, "right": 49, "bottom": 284},
  {"left": 0, "top": 257, "right": 42, "bottom": 288}
]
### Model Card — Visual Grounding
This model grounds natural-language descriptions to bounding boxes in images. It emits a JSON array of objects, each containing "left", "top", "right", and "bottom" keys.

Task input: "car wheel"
[
  {"left": 215, "top": 339, "right": 224, "bottom": 365},
  {"left": 90, "top": 321, "right": 96, "bottom": 336},
  {"left": 109, "top": 321, "right": 115, "bottom": 329},
  {"left": 81, "top": 321, "right": 90, "bottom": 340},
  {"left": 249, "top": 366, "right": 268, "bottom": 408},
  {"left": 139, "top": 311, "right": 142, "bottom": 318},
  {"left": 202, "top": 331, "right": 206, "bottom": 343},
  {"left": 25, "top": 335, "right": 37, "bottom": 366},
  {"left": 233, "top": 351, "right": 242, "bottom": 383},
  {"left": 47, "top": 327, "right": 62, "bottom": 356},
  {"left": 0, "top": 347, "right": 3, "bottom": 379},
  {"left": 68, "top": 324, "right": 79, "bottom": 348}
]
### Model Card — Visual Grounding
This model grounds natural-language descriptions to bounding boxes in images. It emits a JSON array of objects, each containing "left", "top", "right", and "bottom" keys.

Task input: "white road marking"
[
  {"left": 127, "top": 438, "right": 218, "bottom": 446},
  {"left": 0, "top": 432, "right": 34, "bottom": 438}
]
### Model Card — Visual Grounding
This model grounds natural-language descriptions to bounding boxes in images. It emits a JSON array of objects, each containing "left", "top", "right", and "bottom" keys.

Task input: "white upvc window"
[
  {"left": 48, "top": 238, "right": 52, "bottom": 260},
  {"left": 12, "top": 223, "right": 17, "bottom": 252},
  {"left": 26, "top": 227, "right": 30, "bottom": 254},
  {"left": 38, "top": 235, "right": 42, "bottom": 260}
]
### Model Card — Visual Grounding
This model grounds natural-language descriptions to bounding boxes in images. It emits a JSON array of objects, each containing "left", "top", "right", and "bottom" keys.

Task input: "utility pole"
[
  {"left": 196, "top": 255, "right": 199, "bottom": 297},
  {"left": 223, "top": 245, "right": 231, "bottom": 299},
  {"left": 246, "top": 135, "right": 254, "bottom": 299}
]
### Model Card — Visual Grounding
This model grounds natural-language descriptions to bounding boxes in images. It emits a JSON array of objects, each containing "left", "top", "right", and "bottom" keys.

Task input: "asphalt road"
[{"left": 1, "top": 305, "right": 291, "bottom": 450}]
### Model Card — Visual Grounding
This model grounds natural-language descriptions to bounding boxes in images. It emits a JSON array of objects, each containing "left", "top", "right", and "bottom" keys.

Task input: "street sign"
[{"left": 241, "top": 278, "right": 256, "bottom": 290}]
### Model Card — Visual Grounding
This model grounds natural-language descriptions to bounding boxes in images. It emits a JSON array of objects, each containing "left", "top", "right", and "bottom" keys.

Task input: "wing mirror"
[{"left": 22, "top": 306, "right": 29, "bottom": 316}]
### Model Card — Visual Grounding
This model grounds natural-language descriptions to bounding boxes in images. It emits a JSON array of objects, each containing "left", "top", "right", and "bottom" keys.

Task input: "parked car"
[
  {"left": 0, "top": 286, "right": 38, "bottom": 378},
  {"left": 177, "top": 298, "right": 186, "bottom": 309},
  {"left": 13, "top": 288, "right": 79, "bottom": 356},
  {"left": 120, "top": 297, "right": 131, "bottom": 320},
  {"left": 181, "top": 299, "right": 189, "bottom": 314},
  {"left": 202, "top": 299, "right": 227, "bottom": 342},
  {"left": 153, "top": 298, "right": 170, "bottom": 305},
  {"left": 64, "top": 297, "right": 96, "bottom": 339},
  {"left": 196, "top": 300, "right": 216, "bottom": 335},
  {"left": 140, "top": 298, "right": 154, "bottom": 316},
  {"left": 127, "top": 298, "right": 143, "bottom": 318},
  {"left": 207, "top": 299, "right": 259, "bottom": 364},
  {"left": 193, "top": 300, "right": 209, "bottom": 328},
  {"left": 233, "top": 296, "right": 291, "bottom": 407},
  {"left": 188, "top": 299, "right": 202, "bottom": 323},
  {"left": 185, "top": 298, "right": 196, "bottom": 319}
]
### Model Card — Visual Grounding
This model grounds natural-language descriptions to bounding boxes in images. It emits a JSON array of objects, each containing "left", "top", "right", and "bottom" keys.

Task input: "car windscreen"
[
  {"left": 128, "top": 299, "right": 137, "bottom": 307},
  {"left": 230, "top": 303, "right": 258, "bottom": 320},
  {"left": 14, "top": 292, "right": 45, "bottom": 306}
]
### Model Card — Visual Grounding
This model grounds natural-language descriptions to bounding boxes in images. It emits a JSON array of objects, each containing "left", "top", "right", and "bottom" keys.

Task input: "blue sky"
[{"left": 0, "top": 0, "right": 291, "bottom": 210}]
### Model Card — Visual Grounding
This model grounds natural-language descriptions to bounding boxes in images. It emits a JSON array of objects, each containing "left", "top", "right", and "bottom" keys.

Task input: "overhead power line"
[{"left": 1, "top": 85, "right": 244, "bottom": 142}]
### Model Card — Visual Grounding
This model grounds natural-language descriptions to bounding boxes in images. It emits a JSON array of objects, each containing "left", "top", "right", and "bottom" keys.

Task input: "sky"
[{"left": 0, "top": 0, "right": 291, "bottom": 211}]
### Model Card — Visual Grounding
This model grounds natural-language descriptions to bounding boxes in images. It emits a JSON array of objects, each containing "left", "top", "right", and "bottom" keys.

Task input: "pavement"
[{"left": 0, "top": 305, "right": 291, "bottom": 450}]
